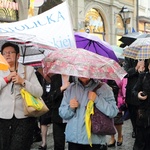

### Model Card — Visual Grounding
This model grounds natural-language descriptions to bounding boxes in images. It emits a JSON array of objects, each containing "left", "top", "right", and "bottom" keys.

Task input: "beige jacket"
[{"left": 0, "top": 63, "right": 43, "bottom": 119}]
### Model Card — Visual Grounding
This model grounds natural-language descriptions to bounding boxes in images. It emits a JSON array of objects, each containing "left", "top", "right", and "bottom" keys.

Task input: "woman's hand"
[
  {"left": 138, "top": 91, "right": 147, "bottom": 100},
  {"left": 70, "top": 98, "right": 79, "bottom": 109},
  {"left": 6, "top": 71, "right": 17, "bottom": 82},
  {"left": 88, "top": 91, "right": 97, "bottom": 101},
  {"left": 60, "top": 81, "right": 70, "bottom": 91},
  {"left": 60, "top": 75, "right": 70, "bottom": 91},
  {"left": 11, "top": 73, "right": 24, "bottom": 85},
  {"left": 135, "top": 60, "right": 145, "bottom": 73}
]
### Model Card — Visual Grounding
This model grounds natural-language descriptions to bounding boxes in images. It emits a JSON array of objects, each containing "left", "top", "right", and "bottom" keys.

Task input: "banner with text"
[{"left": 0, "top": 1, "right": 76, "bottom": 49}]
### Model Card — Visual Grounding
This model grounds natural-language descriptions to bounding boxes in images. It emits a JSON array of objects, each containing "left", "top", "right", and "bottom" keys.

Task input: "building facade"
[
  {"left": 138, "top": 0, "right": 150, "bottom": 33},
  {"left": 35, "top": 0, "right": 136, "bottom": 45},
  {"left": 2, "top": 0, "right": 150, "bottom": 46}
]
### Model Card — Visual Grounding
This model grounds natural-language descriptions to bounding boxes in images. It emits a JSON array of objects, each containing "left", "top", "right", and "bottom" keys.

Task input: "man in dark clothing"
[{"left": 49, "top": 74, "right": 72, "bottom": 150}]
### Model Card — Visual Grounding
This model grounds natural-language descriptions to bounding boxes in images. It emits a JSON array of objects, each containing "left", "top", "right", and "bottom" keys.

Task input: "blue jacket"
[{"left": 59, "top": 79, "right": 118, "bottom": 145}]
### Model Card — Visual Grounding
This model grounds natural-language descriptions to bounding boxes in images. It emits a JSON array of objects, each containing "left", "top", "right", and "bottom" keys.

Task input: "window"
[{"left": 85, "top": 8, "right": 105, "bottom": 40}]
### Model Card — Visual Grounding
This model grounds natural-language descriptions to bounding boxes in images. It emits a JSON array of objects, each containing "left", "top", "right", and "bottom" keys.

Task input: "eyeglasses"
[{"left": 2, "top": 51, "right": 16, "bottom": 55}]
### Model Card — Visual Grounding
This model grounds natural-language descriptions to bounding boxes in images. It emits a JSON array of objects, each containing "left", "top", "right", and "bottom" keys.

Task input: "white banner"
[{"left": 0, "top": 1, "right": 76, "bottom": 49}]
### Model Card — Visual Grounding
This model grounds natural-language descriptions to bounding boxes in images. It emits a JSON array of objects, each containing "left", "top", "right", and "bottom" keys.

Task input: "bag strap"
[
  {"left": 24, "top": 66, "right": 26, "bottom": 80},
  {"left": 93, "top": 82, "right": 103, "bottom": 92}
]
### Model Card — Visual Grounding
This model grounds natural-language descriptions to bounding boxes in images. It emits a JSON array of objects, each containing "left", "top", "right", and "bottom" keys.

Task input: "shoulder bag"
[
  {"left": 21, "top": 66, "right": 49, "bottom": 117},
  {"left": 91, "top": 83, "right": 116, "bottom": 135}
]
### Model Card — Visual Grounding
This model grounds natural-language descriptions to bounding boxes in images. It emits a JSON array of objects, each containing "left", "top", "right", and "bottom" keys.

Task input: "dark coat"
[
  {"left": 124, "top": 58, "right": 149, "bottom": 105},
  {"left": 132, "top": 72, "right": 150, "bottom": 127},
  {"left": 49, "top": 74, "right": 63, "bottom": 123},
  {"left": 132, "top": 72, "right": 150, "bottom": 108},
  {"left": 35, "top": 71, "right": 52, "bottom": 118},
  {"left": 49, "top": 74, "right": 73, "bottom": 123},
  {"left": 107, "top": 80, "right": 119, "bottom": 102},
  {"left": 35, "top": 71, "right": 51, "bottom": 106},
  {"left": 123, "top": 58, "right": 140, "bottom": 105}
]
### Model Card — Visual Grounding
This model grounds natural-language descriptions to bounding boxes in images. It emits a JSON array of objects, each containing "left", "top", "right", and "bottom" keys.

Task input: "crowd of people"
[{"left": 0, "top": 41, "right": 150, "bottom": 150}]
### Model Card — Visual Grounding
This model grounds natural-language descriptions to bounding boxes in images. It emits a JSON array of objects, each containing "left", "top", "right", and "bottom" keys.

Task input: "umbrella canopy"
[
  {"left": 42, "top": 48, "right": 127, "bottom": 81},
  {"left": 123, "top": 37, "right": 150, "bottom": 60},
  {"left": 119, "top": 32, "right": 150, "bottom": 47},
  {"left": 0, "top": 54, "right": 10, "bottom": 70},
  {"left": 74, "top": 32, "right": 118, "bottom": 62},
  {"left": 0, "top": 32, "right": 57, "bottom": 64},
  {"left": 111, "top": 45, "right": 124, "bottom": 59}
]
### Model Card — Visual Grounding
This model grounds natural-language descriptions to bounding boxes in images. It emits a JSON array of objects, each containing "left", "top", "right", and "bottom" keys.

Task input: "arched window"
[
  {"left": 116, "top": 14, "right": 124, "bottom": 29},
  {"left": 85, "top": 8, "right": 105, "bottom": 40},
  {"left": 116, "top": 14, "right": 124, "bottom": 46}
]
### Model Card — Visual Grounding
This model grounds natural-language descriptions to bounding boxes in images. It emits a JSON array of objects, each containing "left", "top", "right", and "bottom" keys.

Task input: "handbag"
[
  {"left": 91, "top": 83, "right": 116, "bottom": 135},
  {"left": 21, "top": 66, "right": 49, "bottom": 117}
]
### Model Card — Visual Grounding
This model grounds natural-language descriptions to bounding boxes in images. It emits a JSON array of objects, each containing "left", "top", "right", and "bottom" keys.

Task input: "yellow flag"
[{"left": 85, "top": 100, "right": 94, "bottom": 147}]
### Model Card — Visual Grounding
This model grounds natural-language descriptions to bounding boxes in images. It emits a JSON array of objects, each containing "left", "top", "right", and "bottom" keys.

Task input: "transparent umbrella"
[
  {"left": 123, "top": 37, "right": 150, "bottom": 60},
  {"left": 0, "top": 32, "right": 57, "bottom": 64},
  {"left": 42, "top": 48, "right": 127, "bottom": 81}
]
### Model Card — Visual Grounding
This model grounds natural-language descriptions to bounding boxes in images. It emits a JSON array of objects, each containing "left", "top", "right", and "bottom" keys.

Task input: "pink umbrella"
[{"left": 42, "top": 48, "right": 127, "bottom": 81}]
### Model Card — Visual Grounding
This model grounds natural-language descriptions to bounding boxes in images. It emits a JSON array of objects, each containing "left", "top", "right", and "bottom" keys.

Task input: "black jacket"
[
  {"left": 132, "top": 72, "right": 150, "bottom": 126},
  {"left": 49, "top": 74, "right": 73, "bottom": 123},
  {"left": 124, "top": 58, "right": 149, "bottom": 105},
  {"left": 132, "top": 72, "right": 150, "bottom": 109},
  {"left": 107, "top": 80, "right": 119, "bottom": 103},
  {"left": 123, "top": 58, "right": 140, "bottom": 105},
  {"left": 35, "top": 71, "right": 52, "bottom": 110}
]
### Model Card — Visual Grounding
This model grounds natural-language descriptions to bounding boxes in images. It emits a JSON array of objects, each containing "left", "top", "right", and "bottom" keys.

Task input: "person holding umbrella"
[
  {"left": 0, "top": 42, "right": 43, "bottom": 150},
  {"left": 42, "top": 48, "right": 126, "bottom": 149},
  {"left": 123, "top": 58, "right": 146, "bottom": 138},
  {"left": 59, "top": 77, "right": 119, "bottom": 150}
]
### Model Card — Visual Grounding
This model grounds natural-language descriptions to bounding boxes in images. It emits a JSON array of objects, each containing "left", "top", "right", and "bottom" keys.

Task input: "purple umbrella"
[{"left": 74, "top": 32, "right": 118, "bottom": 62}]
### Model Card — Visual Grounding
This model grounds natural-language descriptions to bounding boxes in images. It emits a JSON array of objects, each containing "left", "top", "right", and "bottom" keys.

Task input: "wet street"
[
  {"left": 106, "top": 119, "right": 134, "bottom": 150},
  {"left": 31, "top": 119, "right": 134, "bottom": 150}
]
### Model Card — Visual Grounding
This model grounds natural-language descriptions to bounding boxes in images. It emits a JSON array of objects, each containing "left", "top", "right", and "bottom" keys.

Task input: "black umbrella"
[{"left": 119, "top": 32, "right": 150, "bottom": 47}]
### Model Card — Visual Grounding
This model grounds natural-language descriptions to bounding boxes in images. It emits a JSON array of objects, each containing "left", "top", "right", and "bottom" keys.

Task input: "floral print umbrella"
[{"left": 42, "top": 48, "right": 127, "bottom": 81}]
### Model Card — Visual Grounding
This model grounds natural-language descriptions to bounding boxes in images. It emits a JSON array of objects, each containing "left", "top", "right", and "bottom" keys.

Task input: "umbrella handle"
[
  {"left": 11, "top": 82, "right": 14, "bottom": 94},
  {"left": 10, "top": 69, "right": 18, "bottom": 95}
]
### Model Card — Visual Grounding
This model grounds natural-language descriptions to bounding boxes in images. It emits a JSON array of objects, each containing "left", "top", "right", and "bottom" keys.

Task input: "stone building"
[{"left": 1, "top": 0, "right": 150, "bottom": 45}]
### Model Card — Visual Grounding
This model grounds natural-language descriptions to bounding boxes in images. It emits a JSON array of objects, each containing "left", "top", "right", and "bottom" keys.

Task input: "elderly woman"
[
  {"left": 59, "top": 77, "right": 118, "bottom": 150},
  {"left": 0, "top": 42, "right": 43, "bottom": 150}
]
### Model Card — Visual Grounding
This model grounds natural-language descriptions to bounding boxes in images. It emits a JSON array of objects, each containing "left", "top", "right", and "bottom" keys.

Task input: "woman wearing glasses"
[{"left": 0, "top": 42, "right": 43, "bottom": 150}]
